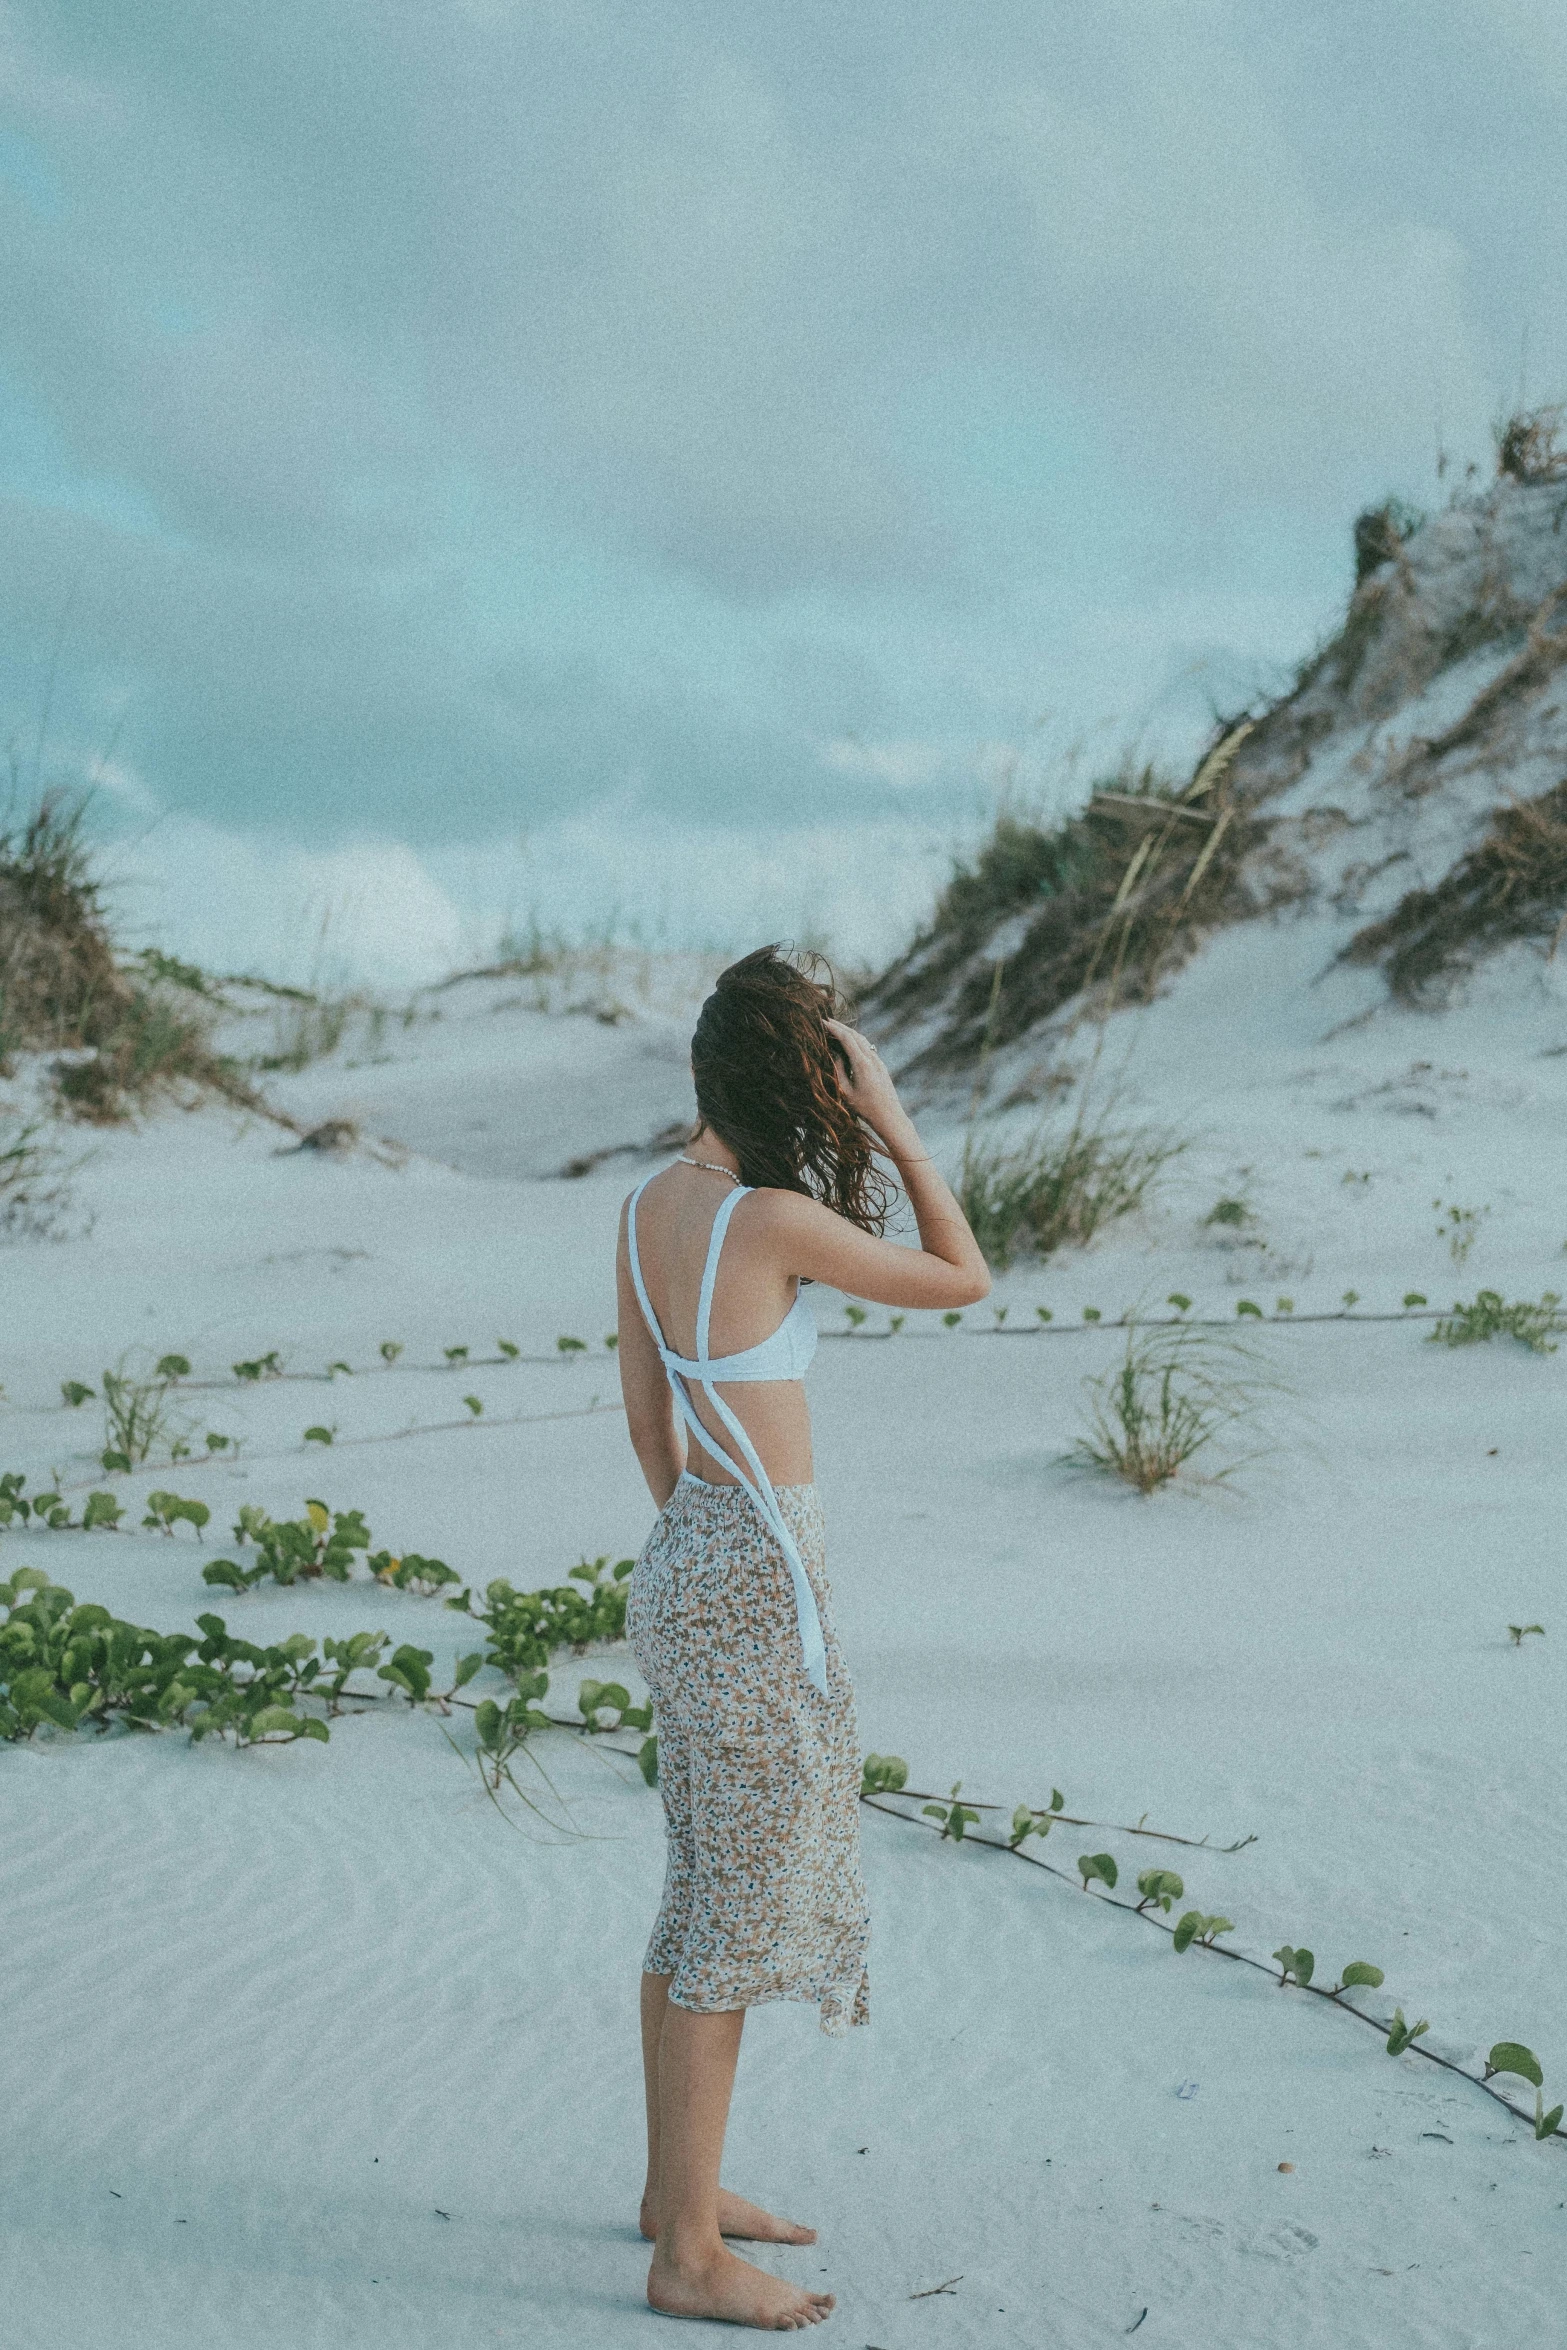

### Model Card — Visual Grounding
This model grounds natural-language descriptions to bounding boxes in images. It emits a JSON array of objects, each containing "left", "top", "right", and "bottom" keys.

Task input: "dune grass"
[
  {"left": 1342, "top": 777, "right": 1567, "bottom": 1001},
  {"left": 0, "top": 791, "right": 262, "bottom": 1122},
  {"left": 959, "top": 1115, "right": 1179, "bottom": 1269},
  {"left": 0, "top": 1116, "right": 78, "bottom": 1240},
  {"left": 1072, "top": 1326, "right": 1266, "bottom": 1494},
  {"left": 863, "top": 724, "right": 1264, "bottom": 1069}
]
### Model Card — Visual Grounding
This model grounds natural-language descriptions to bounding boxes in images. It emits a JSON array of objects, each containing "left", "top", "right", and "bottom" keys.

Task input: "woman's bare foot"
[
  {"left": 640, "top": 2189, "right": 817, "bottom": 2245},
  {"left": 647, "top": 2244, "right": 833, "bottom": 2329}
]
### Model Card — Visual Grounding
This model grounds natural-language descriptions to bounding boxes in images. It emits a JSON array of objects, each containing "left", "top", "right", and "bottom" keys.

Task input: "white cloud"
[
  {"left": 104, "top": 819, "right": 471, "bottom": 991},
  {"left": 101, "top": 802, "right": 974, "bottom": 989},
  {"left": 821, "top": 738, "right": 952, "bottom": 789}
]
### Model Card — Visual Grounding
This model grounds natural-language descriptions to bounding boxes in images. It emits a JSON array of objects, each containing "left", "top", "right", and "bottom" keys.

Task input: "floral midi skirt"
[{"left": 627, "top": 1472, "right": 871, "bottom": 2036}]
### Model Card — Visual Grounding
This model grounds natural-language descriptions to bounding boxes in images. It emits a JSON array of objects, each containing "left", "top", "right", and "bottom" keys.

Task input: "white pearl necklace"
[{"left": 678, "top": 1154, "right": 742, "bottom": 1185}]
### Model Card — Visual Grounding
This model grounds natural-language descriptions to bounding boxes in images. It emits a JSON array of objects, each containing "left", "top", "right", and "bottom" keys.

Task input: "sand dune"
[{"left": 3, "top": 926, "right": 1565, "bottom": 2345}]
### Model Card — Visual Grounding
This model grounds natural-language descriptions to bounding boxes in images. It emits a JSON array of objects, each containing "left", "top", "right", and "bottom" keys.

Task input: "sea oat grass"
[
  {"left": 1072, "top": 1326, "right": 1267, "bottom": 1494},
  {"left": 0, "top": 789, "right": 263, "bottom": 1120},
  {"left": 959, "top": 1117, "right": 1178, "bottom": 1268}
]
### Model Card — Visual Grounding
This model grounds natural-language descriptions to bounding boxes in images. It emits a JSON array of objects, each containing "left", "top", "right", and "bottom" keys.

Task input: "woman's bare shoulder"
[{"left": 737, "top": 1185, "right": 836, "bottom": 1234}]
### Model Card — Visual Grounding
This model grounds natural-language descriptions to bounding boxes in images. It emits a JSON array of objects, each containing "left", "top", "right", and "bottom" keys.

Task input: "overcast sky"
[{"left": 2, "top": 1, "right": 1563, "bottom": 980}]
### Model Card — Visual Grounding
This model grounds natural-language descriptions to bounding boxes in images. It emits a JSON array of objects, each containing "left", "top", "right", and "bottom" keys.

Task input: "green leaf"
[
  {"left": 451, "top": 1652, "right": 483, "bottom": 1689},
  {"left": 638, "top": 1733, "right": 659, "bottom": 1786},
  {"left": 1273, "top": 1944, "right": 1315, "bottom": 1987},
  {"left": 247, "top": 1705, "right": 305, "bottom": 1738},
  {"left": 1082, "top": 1306, "right": 1102, "bottom": 1323},
  {"left": 1035, "top": 1306, "right": 1052, "bottom": 1323},
  {"left": 555, "top": 1335, "right": 586, "bottom": 1353},
  {"left": 463, "top": 1394, "right": 483, "bottom": 1416},
  {"left": 155, "top": 1354, "right": 191, "bottom": 1380},
  {"left": 378, "top": 1644, "right": 434, "bottom": 1703},
  {"left": 1403, "top": 1292, "right": 1427, "bottom": 1309},
  {"left": 496, "top": 1339, "right": 519, "bottom": 1359},
  {"left": 302, "top": 1426, "right": 334, "bottom": 1445},
  {"left": 202, "top": 1560, "right": 248, "bottom": 1591},
  {"left": 100, "top": 1451, "right": 131, "bottom": 1475},
  {"left": 1536, "top": 2092, "right": 1563, "bottom": 2142},
  {"left": 1172, "top": 1910, "right": 1202, "bottom": 1953},
  {"left": 1235, "top": 1299, "right": 1263, "bottom": 1318},
  {"left": 941, "top": 1310, "right": 962, "bottom": 1328},
  {"left": 1136, "top": 1868, "right": 1184, "bottom": 1912},
  {"left": 1337, "top": 1961, "right": 1385, "bottom": 1992},
  {"left": 1385, "top": 2008, "right": 1430, "bottom": 2056},
  {"left": 61, "top": 1380, "right": 95, "bottom": 1407},
  {"left": 379, "top": 1340, "right": 403, "bottom": 1363},
  {"left": 861, "top": 1752, "right": 909, "bottom": 1795},
  {"left": 1486, "top": 2041, "right": 1543, "bottom": 2088},
  {"left": 1077, "top": 1852, "right": 1118, "bottom": 1892},
  {"left": 1166, "top": 1294, "right": 1191, "bottom": 1313}
]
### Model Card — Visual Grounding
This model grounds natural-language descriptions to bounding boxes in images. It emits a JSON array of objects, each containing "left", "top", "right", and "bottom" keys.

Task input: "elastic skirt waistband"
[{"left": 675, "top": 1468, "right": 816, "bottom": 1501}]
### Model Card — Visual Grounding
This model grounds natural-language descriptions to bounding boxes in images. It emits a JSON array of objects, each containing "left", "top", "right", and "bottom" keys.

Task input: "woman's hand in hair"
[{"left": 824, "top": 1021, "right": 917, "bottom": 1154}]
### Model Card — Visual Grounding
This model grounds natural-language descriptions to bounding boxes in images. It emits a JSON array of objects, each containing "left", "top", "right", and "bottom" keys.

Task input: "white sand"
[{"left": 3, "top": 934, "right": 1565, "bottom": 2346}]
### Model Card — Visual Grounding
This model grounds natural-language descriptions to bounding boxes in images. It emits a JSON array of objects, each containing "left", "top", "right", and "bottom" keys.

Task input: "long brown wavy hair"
[{"left": 689, "top": 945, "right": 892, "bottom": 1234}]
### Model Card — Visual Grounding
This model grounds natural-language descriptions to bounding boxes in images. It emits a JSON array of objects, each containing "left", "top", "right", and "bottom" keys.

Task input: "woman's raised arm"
[{"left": 755, "top": 1023, "right": 990, "bottom": 1310}]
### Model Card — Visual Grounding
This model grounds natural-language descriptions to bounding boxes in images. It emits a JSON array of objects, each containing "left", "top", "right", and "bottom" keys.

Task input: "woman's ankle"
[{"left": 655, "top": 2216, "right": 725, "bottom": 2269}]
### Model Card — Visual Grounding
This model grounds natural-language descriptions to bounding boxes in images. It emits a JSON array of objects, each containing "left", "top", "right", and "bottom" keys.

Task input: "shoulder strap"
[
  {"left": 695, "top": 1184, "right": 749, "bottom": 1362},
  {"left": 625, "top": 1176, "right": 666, "bottom": 1350}
]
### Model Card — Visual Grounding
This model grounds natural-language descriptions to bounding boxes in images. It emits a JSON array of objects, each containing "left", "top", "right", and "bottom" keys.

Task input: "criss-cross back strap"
[
  {"left": 626, "top": 1175, "right": 829, "bottom": 1696},
  {"left": 695, "top": 1182, "right": 747, "bottom": 1361}
]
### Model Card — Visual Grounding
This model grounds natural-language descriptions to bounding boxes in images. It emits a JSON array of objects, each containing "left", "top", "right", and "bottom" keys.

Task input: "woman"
[{"left": 617, "top": 945, "right": 990, "bottom": 2330}]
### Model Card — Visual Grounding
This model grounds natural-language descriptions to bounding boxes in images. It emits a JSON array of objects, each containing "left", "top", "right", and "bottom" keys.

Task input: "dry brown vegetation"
[
  {"left": 0, "top": 793, "right": 262, "bottom": 1122},
  {"left": 1343, "top": 778, "right": 1567, "bottom": 1000},
  {"left": 1495, "top": 404, "right": 1567, "bottom": 487},
  {"left": 863, "top": 723, "right": 1264, "bottom": 1071}
]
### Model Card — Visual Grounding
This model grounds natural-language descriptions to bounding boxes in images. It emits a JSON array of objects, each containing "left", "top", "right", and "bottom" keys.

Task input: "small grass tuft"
[
  {"left": 0, "top": 1116, "right": 79, "bottom": 1240},
  {"left": 1071, "top": 1326, "right": 1267, "bottom": 1494},
  {"left": 959, "top": 1116, "right": 1179, "bottom": 1269}
]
